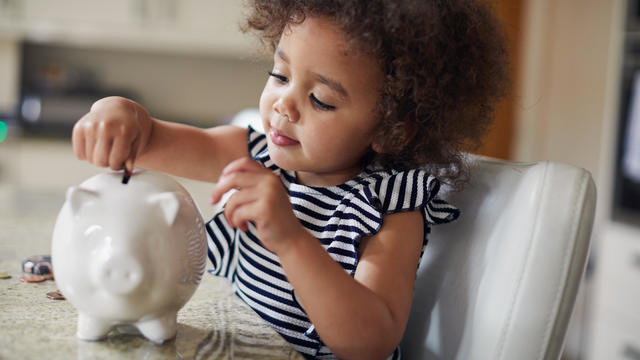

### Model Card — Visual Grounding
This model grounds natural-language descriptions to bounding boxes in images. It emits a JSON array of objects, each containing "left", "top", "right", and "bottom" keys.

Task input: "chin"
[{"left": 269, "top": 153, "right": 298, "bottom": 172}]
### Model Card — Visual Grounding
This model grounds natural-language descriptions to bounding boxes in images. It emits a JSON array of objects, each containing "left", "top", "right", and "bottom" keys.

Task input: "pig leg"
[
  {"left": 77, "top": 313, "right": 114, "bottom": 341},
  {"left": 136, "top": 313, "right": 177, "bottom": 344}
]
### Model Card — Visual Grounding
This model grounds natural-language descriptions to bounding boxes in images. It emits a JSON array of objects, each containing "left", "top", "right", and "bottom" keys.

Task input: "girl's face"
[{"left": 259, "top": 16, "right": 383, "bottom": 187}]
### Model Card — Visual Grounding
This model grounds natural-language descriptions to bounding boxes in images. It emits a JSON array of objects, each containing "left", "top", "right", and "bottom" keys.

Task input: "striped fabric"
[{"left": 205, "top": 127, "right": 459, "bottom": 359}]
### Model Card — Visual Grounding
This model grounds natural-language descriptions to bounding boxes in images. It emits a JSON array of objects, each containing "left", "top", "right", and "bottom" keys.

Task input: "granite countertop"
[{"left": 0, "top": 184, "right": 302, "bottom": 360}]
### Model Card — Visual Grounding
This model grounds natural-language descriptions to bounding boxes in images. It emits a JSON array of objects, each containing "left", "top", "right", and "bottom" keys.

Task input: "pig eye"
[{"left": 83, "top": 225, "right": 104, "bottom": 240}]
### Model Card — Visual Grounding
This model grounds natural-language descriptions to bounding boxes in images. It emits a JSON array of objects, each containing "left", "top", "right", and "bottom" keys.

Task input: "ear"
[
  {"left": 66, "top": 187, "right": 100, "bottom": 216},
  {"left": 371, "top": 140, "right": 384, "bottom": 154},
  {"left": 402, "top": 122, "right": 418, "bottom": 146},
  {"left": 371, "top": 127, "right": 386, "bottom": 154},
  {"left": 371, "top": 122, "right": 417, "bottom": 154},
  {"left": 148, "top": 192, "right": 180, "bottom": 226}
]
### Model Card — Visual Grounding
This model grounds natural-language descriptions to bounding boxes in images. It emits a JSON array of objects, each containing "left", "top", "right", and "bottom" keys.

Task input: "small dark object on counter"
[
  {"left": 0, "top": 273, "right": 11, "bottom": 279},
  {"left": 22, "top": 255, "right": 52, "bottom": 275},
  {"left": 46, "top": 290, "right": 66, "bottom": 300},
  {"left": 122, "top": 168, "right": 131, "bottom": 184},
  {"left": 42, "top": 273, "right": 54, "bottom": 280},
  {"left": 20, "top": 274, "right": 46, "bottom": 283}
]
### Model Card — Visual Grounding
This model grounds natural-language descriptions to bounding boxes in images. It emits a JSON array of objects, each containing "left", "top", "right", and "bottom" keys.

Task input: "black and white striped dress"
[{"left": 206, "top": 127, "right": 459, "bottom": 359}]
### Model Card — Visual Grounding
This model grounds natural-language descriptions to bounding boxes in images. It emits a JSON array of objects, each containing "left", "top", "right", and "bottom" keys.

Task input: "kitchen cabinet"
[
  {"left": 0, "top": 38, "right": 18, "bottom": 115},
  {"left": 0, "top": 0, "right": 258, "bottom": 57}
]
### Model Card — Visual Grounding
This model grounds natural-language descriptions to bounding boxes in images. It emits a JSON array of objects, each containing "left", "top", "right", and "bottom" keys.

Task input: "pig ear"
[
  {"left": 66, "top": 186, "right": 100, "bottom": 216},
  {"left": 148, "top": 192, "right": 180, "bottom": 226}
]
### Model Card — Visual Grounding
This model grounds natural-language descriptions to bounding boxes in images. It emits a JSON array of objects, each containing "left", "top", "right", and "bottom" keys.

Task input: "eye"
[
  {"left": 310, "top": 93, "right": 336, "bottom": 111},
  {"left": 268, "top": 71, "right": 288, "bottom": 84}
]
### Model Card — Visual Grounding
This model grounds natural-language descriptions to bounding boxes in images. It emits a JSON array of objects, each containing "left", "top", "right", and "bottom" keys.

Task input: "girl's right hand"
[{"left": 72, "top": 96, "right": 153, "bottom": 172}]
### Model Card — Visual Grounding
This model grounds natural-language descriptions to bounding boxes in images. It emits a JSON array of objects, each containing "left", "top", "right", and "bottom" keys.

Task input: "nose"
[
  {"left": 273, "top": 90, "right": 300, "bottom": 123},
  {"left": 94, "top": 255, "right": 143, "bottom": 295}
]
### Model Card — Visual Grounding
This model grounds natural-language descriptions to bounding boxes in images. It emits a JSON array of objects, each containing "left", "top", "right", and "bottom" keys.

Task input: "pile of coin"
[
  {"left": 19, "top": 273, "right": 54, "bottom": 283},
  {"left": 14, "top": 255, "right": 66, "bottom": 300},
  {"left": 46, "top": 290, "right": 65, "bottom": 300},
  {"left": 22, "top": 255, "right": 53, "bottom": 276}
]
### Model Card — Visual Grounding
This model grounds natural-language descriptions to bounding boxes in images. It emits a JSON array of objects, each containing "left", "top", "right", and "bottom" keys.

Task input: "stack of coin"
[
  {"left": 20, "top": 274, "right": 47, "bottom": 283},
  {"left": 46, "top": 290, "right": 65, "bottom": 300},
  {"left": 22, "top": 255, "right": 53, "bottom": 276},
  {"left": 19, "top": 255, "right": 65, "bottom": 300}
]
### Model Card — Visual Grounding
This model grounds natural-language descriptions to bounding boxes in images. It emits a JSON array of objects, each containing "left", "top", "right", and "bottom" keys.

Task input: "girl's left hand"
[{"left": 210, "top": 157, "right": 306, "bottom": 255}]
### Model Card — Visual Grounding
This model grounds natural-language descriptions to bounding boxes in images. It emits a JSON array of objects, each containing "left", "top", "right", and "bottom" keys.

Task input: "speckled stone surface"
[{"left": 0, "top": 185, "right": 303, "bottom": 360}]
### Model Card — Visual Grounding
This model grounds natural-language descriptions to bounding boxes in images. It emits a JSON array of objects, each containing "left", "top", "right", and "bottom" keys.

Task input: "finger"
[
  {"left": 72, "top": 122, "right": 87, "bottom": 160},
  {"left": 211, "top": 171, "right": 262, "bottom": 204},
  {"left": 212, "top": 158, "right": 268, "bottom": 204},
  {"left": 223, "top": 189, "right": 259, "bottom": 228},
  {"left": 107, "top": 135, "right": 126, "bottom": 171},
  {"left": 84, "top": 123, "right": 97, "bottom": 164},
  {"left": 221, "top": 157, "right": 264, "bottom": 177},
  {"left": 92, "top": 136, "right": 112, "bottom": 167},
  {"left": 228, "top": 200, "right": 260, "bottom": 232},
  {"left": 125, "top": 159, "right": 134, "bottom": 173},
  {"left": 108, "top": 126, "right": 136, "bottom": 171},
  {"left": 128, "top": 135, "right": 142, "bottom": 171}
]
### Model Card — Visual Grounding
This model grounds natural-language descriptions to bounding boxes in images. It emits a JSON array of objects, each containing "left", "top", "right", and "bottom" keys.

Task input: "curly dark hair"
[{"left": 243, "top": 0, "right": 509, "bottom": 188}]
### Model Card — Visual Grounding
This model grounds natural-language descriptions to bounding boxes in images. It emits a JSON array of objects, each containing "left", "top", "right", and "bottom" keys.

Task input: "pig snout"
[{"left": 94, "top": 255, "right": 144, "bottom": 295}]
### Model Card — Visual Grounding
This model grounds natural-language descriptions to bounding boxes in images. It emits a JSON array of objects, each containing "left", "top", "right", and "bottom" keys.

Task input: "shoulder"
[
  {"left": 366, "top": 210, "right": 424, "bottom": 245},
  {"left": 357, "top": 210, "right": 424, "bottom": 273},
  {"left": 356, "top": 167, "right": 459, "bottom": 225}
]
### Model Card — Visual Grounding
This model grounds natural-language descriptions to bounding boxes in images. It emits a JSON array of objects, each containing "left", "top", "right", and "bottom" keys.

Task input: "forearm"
[
  {"left": 137, "top": 120, "right": 248, "bottom": 182},
  {"left": 278, "top": 232, "right": 401, "bottom": 359}
]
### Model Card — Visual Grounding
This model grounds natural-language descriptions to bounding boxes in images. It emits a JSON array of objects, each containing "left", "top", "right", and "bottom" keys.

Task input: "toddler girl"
[{"left": 72, "top": 0, "right": 508, "bottom": 358}]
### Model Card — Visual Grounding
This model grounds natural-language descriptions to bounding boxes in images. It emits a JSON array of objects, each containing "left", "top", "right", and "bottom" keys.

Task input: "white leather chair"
[
  {"left": 401, "top": 157, "right": 597, "bottom": 360},
  {"left": 228, "top": 110, "right": 597, "bottom": 359}
]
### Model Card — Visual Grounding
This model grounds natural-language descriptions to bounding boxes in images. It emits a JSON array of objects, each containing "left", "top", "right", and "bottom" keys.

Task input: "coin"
[
  {"left": 20, "top": 274, "right": 46, "bottom": 283},
  {"left": 0, "top": 273, "right": 11, "bottom": 279},
  {"left": 22, "top": 255, "right": 52, "bottom": 275},
  {"left": 46, "top": 290, "right": 65, "bottom": 300},
  {"left": 42, "top": 273, "right": 54, "bottom": 280}
]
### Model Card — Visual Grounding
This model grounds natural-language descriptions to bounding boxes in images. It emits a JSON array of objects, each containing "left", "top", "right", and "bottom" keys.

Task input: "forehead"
[{"left": 278, "top": 16, "right": 382, "bottom": 88}]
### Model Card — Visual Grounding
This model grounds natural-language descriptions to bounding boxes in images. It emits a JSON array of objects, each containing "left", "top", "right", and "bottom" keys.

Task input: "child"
[{"left": 71, "top": 0, "right": 508, "bottom": 358}]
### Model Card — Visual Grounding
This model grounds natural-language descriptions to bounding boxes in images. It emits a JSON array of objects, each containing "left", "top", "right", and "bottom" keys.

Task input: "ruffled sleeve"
[
  {"left": 247, "top": 126, "right": 281, "bottom": 172},
  {"left": 313, "top": 168, "right": 458, "bottom": 275},
  {"left": 362, "top": 168, "right": 460, "bottom": 225}
]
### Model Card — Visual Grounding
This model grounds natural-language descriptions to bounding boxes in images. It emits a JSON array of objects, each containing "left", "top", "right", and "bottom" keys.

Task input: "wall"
[
  {"left": 514, "top": 0, "right": 619, "bottom": 183},
  {"left": 515, "top": 0, "right": 627, "bottom": 358}
]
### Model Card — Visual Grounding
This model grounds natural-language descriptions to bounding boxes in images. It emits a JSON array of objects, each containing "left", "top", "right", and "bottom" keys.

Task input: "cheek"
[
  {"left": 305, "top": 124, "right": 346, "bottom": 154},
  {"left": 259, "top": 83, "right": 275, "bottom": 115}
]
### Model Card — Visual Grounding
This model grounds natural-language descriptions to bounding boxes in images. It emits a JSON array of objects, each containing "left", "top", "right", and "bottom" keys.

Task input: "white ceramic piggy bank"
[{"left": 51, "top": 170, "right": 207, "bottom": 343}]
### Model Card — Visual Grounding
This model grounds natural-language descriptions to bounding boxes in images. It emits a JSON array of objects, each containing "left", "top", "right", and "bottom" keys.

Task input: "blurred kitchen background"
[{"left": 0, "top": 0, "right": 638, "bottom": 359}]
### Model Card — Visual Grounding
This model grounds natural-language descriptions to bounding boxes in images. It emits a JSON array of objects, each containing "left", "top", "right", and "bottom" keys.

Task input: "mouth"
[{"left": 269, "top": 128, "right": 300, "bottom": 146}]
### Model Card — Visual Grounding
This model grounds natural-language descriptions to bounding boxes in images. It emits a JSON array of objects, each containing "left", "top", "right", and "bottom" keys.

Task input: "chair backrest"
[{"left": 401, "top": 157, "right": 596, "bottom": 360}]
